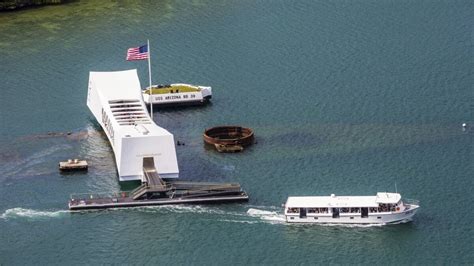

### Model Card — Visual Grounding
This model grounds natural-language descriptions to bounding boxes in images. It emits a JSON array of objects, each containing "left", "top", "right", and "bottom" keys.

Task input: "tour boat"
[
  {"left": 284, "top": 192, "right": 419, "bottom": 224},
  {"left": 142, "top": 83, "right": 212, "bottom": 106}
]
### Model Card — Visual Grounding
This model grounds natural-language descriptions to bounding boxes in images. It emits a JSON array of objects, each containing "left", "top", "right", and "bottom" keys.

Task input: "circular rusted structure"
[{"left": 203, "top": 126, "right": 254, "bottom": 147}]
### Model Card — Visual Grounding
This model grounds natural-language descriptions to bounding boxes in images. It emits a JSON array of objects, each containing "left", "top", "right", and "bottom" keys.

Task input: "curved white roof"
[
  {"left": 375, "top": 192, "right": 401, "bottom": 204},
  {"left": 90, "top": 69, "right": 142, "bottom": 101},
  {"left": 286, "top": 193, "right": 401, "bottom": 208}
]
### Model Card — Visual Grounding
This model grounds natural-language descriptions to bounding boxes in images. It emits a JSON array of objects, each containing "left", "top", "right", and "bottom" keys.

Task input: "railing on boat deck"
[
  {"left": 404, "top": 198, "right": 420, "bottom": 208},
  {"left": 130, "top": 183, "right": 173, "bottom": 196},
  {"left": 69, "top": 191, "right": 131, "bottom": 201},
  {"left": 69, "top": 184, "right": 173, "bottom": 204}
]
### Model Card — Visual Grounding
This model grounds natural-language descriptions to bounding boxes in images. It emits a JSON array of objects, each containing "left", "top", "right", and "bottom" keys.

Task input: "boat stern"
[
  {"left": 200, "top": 86, "right": 212, "bottom": 99},
  {"left": 142, "top": 91, "right": 151, "bottom": 104}
]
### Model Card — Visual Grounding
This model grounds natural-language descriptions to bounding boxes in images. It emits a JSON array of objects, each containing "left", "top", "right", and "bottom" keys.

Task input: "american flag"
[{"left": 126, "top": 44, "right": 149, "bottom": 60}]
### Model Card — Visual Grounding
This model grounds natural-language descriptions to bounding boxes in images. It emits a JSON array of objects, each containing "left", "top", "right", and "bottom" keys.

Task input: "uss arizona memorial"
[
  {"left": 87, "top": 69, "right": 179, "bottom": 181},
  {"left": 83, "top": 69, "right": 418, "bottom": 224}
]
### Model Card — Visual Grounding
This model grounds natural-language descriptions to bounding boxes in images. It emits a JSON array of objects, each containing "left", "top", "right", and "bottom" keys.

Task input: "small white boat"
[
  {"left": 142, "top": 83, "right": 212, "bottom": 106},
  {"left": 284, "top": 192, "right": 419, "bottom": 224}
]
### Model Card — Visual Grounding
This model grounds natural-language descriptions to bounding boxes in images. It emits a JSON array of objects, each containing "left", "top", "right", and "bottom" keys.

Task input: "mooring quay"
[{"left": 69, "top": 166, "right": 248, "bottom": 210}]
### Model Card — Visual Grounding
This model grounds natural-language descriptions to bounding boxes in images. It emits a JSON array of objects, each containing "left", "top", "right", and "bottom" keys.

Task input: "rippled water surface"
[{"left": 0, "top": 0, "right": 472, "bottom": 264}]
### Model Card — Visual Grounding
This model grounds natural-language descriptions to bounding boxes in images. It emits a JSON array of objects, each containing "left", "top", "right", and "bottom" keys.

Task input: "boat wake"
[
  {"left": 246, "top": 208, "right": 286, "bottom": 224},
  {"left": 125, "top": 205, "right": 286, "bottom": 225},
  {"left": 137, "top": 205, "right": 244, "bottom": 216},
  {"left": 0, "top": 205, "right": 409, "bottom": 227},
  {"left": 0, "top": 208, "right": 69, "bottom": 220},
  {"left": 141, "top": 205, "right": 288, "bottom": 225}
]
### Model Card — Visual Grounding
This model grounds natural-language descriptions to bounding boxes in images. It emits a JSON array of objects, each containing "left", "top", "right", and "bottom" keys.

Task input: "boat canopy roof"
[
  {"left": 375, "top": 192, "right": 401, "bottom": 204},
  {"left": 286, "top": 193, "right": 401, "bottom": 208}
]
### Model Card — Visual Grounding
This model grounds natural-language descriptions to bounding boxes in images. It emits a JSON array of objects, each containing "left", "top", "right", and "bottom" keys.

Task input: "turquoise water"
[{"left": 0, "top": 0, "right": 472, "bottom": 264}]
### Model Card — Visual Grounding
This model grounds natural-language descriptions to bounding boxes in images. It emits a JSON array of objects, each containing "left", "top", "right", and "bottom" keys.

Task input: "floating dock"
[
  {"left": 69, "top": 187, "right": 248, "bottom": 210},
  {"left": 69, "top": 171, "right": 248, "bottom": 210},
  {"left": 59, "top": 159, "right": 88, "bottom": 172}
]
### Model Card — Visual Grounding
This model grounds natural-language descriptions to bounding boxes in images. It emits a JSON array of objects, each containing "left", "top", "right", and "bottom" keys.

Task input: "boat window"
[
  {"left": 390, "top": 204, "right": 396, "bottom": 212},
  {"left": 378, "top": 203, "right": 398, "bottom": 212},
  {"left": 306, "top": 208, "right": 328, "bottom": 214},
  {"left": 340, "top": 208, "right": 349, "bottom": 213},
  {"left": 350, "top": 208, "right": 360, "bottom": 213},
  {"left": 369, "top": 207, "right": 378, "bottom": 213},
  {"left": 378, "top": 204, "right": 389, "bottom": 212},
  {"left": 287, "top": 208, "right": 299, "bottom": 214}
]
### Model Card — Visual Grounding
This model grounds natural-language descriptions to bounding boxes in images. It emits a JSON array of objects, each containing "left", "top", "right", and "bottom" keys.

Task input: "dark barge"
[{"left": 69, "top": 166, "right": 248, "bottom": 210}]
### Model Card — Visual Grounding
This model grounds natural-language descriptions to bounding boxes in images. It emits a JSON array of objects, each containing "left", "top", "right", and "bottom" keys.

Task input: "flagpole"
[{"left": 147, "top": 39, "right": 153, "bottom": 120}]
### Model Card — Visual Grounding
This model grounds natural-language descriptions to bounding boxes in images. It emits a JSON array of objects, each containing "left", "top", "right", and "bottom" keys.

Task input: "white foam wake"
[
  {"left": 136, "top": 205, "right": 286, "bottom": 225},
  {"left": 137, "top": 205, "right": 235, "bottom": 215},
  {"left": 246, "top": 208, "right": 286, "bottom": 224},
  {"left": 1, "top": 208, "right": 69, "bottom": 220}
]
